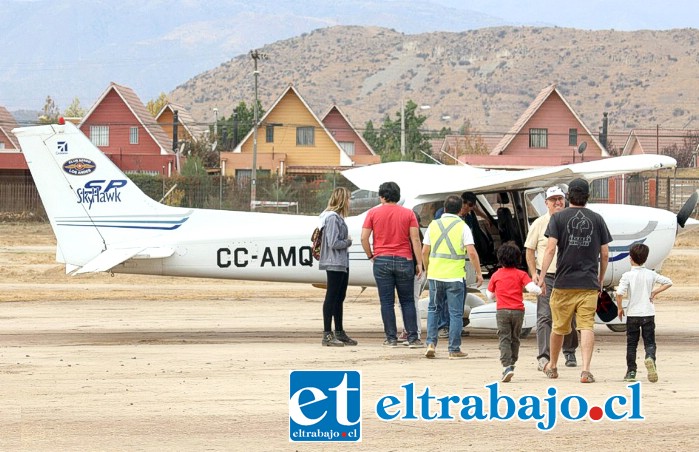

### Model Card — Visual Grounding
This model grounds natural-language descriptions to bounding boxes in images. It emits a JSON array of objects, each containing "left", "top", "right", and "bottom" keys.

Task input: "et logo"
[{"left": 289, "top": 370, "right": 361, "bottom": 442}]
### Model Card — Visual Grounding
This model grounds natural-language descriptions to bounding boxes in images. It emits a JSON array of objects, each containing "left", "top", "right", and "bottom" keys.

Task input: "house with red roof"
[
  {"left": 450, "top": 84, "right": 609, "bottom": 169},
  {"left": 156, "top": 103, "right": 208, "bottom": 148},
  {"left": 79, "top": 82, "right": 176, "bottom": 175},
  {"left": 621, "top": 127, "right": 698, "bottom": 159},
  {"left": 0, "top": 106, "right": 25, "bottom": 172}
]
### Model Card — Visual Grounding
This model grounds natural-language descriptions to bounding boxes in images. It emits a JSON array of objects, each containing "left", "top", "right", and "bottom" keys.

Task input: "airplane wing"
[
  {"left": 342, "top": 154, "right": 677, "bottom": 199},
  {"left": 72, "top": 246, "right": 175, "bottom": 274}
]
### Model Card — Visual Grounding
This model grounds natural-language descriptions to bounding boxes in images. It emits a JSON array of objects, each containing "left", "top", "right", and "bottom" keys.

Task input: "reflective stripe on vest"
[{"left": 428, "top": 217, "right": 466, "bottom": 279}]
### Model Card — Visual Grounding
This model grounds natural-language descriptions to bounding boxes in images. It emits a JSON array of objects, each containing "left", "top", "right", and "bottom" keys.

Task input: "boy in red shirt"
[{"left": 487, "top": 242, "right": 542, "bottom": 382}]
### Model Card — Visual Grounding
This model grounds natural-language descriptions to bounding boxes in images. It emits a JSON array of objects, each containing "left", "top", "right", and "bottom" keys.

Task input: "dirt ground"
[{"left": 1, "top": 222, "right": 699, "bottom": 451}]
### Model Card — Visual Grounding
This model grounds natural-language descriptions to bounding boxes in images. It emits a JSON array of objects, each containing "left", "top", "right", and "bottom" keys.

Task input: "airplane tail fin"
[{"left": 13, "top": 122, "right": 189, "bottom": 270}]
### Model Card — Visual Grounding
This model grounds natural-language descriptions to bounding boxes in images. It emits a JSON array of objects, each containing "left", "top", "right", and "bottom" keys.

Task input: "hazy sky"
[
  {"left": 434, "top": 0, "right": 698, "bottom": 30},
  {"left": 2, "top": 0, "right": 697, "bottom": 112}
]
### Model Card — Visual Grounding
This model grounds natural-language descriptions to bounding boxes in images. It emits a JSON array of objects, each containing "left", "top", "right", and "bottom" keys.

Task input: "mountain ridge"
[{"left": 169, "top": 25, "right": 699, "bottom": 138}]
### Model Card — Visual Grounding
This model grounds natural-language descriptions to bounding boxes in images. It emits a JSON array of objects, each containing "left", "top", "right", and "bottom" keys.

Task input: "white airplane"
[{"left": 14, "top": 121, "right": 697, "bottom": 335}]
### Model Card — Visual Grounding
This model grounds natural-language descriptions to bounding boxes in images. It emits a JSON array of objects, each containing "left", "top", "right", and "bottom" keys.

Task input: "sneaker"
[
  {"left": 322, "top": 332, "right": 344, "bottom": 347},
  {"left": 408, "top": 339, "right": 425, "bottom": 349},
  {"left": 448, "top": 351, "right": 467, "bottom": 359},
  {"left": 397, "top": 330, "right": 408, "bottom": 342},
  {"left": 645, "top": 357, "right": 658, "bottom": 383},
  {"left": 438, "top": 327, "right": 449, "bottom": 338},
  {"left": 382, "top": 339, "right": 398, "bottom": 347},
  {"left": 424, "top": 343, "right": 436, "bottom": 359},
  {"left": 623, "top": 370, "right": 637, "bottom": 382},
  {"left": 502, "top": 366, "right": 515, "bottom": 382},
  {"left": 334, "top": 330, "right": 358, "bottom": 346},
  {"left": 564, "top": 353, "right": 577, "bottom": 367},
  {"left": 537, "top": 357, "right": 550, "bottom": 372}
]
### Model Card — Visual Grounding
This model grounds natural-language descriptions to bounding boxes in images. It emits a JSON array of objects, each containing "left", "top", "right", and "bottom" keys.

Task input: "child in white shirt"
[{"left": 616, "top": 243, "right": 672, "bottom": 383}]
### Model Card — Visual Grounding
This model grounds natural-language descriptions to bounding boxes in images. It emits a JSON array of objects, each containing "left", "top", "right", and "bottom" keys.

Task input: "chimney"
[{"left": 599, "top": 112, "right": 608, "bottom": 149}]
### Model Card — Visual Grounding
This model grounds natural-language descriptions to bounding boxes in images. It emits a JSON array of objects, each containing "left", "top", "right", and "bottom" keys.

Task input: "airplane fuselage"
[{"left": 110, "top": 202, "right": 678, "bottom": 290}]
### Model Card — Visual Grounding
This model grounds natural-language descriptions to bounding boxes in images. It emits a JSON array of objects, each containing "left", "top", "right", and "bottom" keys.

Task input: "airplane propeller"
[{"left": 677, "top": 190, "right": 698, "bottom": 228}]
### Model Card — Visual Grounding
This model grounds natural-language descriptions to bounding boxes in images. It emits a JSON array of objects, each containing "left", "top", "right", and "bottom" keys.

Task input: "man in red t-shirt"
[{"left": 361, "top": 181, "right": 424, "bottom": 348}]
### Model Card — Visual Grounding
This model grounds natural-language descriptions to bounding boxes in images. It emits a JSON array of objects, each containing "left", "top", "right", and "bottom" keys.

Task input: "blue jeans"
[
  {"left": 426, "top": 279, "right": 465, "bottom": 352},
  {"left": 437, "top": 279, "right": 464, "bottom": 330},
  {"left": 373, "top": 256, "right": 418, "bottom": 342}
]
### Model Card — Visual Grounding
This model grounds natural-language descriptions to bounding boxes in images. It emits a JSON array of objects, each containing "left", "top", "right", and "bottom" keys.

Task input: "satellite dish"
[{"left": 577, "top": 141, "right": 587, "bottom": 154}]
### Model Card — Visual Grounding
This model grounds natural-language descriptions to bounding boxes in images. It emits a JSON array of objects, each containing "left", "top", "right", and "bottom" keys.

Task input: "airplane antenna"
[{"left": 349, "top": 286, "right": 367, "bottom": 303}]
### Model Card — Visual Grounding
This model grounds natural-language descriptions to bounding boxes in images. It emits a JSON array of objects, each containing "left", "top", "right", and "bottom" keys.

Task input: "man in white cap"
[{"left": 525, "top": 186, "right": 579, "bottom": 373}]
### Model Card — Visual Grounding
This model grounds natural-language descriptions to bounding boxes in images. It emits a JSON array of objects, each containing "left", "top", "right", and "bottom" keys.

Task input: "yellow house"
[
  {"left": 156, "top": 103, "right": 208, "bottom": 146},
  {"left": 222, "top": 84, "right": 372, "bottom": 179}
]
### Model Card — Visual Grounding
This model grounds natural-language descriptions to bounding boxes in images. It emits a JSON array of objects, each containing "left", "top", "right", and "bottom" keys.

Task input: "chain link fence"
[{"left": 1, "top": 173, "right": 698, "bottom": 221}]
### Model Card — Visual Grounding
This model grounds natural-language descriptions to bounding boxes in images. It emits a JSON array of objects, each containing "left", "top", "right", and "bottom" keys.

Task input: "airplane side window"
[{"left": 525, "top": 191, "right": 548, "bottom": 222}]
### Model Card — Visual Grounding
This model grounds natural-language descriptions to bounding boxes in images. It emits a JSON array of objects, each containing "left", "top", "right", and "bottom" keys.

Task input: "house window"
[
  {"left": 90, "top": 125, "right": 109, "bottom": 146},
  {"left": 569, "top": 128, "right": 578, "bottom": 146},
  {"left": 529, "top": 128, "right": 548, "bottom": 148},
  {"left": 339, "top": 141, "right": 355, "bottom": 156},
  {"left": 0, "top": 141, "right": 5, "bottom": 149},
  {"left": 235, "top": 168, "right": 272, "bottom": 180},
  {"left": 296, "top": 126, "right": 315, "bottom": 146},
  {"left": 591, "top": 178, "right": 608, "bottom": 199},
  {"left": 266, "top": 125, "right": 274, "bottom": 143},
  {"left": 130, "top": 127, "right": 139, "bottom": 144}
]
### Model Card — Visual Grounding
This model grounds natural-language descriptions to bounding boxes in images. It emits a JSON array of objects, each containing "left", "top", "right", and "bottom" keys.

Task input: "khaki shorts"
[{"left": 550, "top": 288, "right": 597, "bottom": 335}]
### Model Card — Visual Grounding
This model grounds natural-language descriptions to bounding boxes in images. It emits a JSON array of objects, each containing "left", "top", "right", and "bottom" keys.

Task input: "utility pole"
[
  {"left": 400, "top": 97, "right": 405, "bottom": 156},
  {"left": 250, "top": 49, "right": 267, "bottom": 210}
]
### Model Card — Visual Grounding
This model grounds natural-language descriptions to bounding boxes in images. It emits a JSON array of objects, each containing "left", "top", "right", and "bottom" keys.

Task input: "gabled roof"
[
  {"left": 0, "top": 106, "right": 20, "bottom": 149},
  {"left": 320, "top": 105, "right": 377, "bottom": 156},
  {"left": 490, "top": 84, "right": 608, "bottom": 157},
  {"left": 79, "top": 82, "right": 173, "bottom": 154},
  {"left": 621, "top": 128, "right": 697, "bottom": 155},
  {"left": 156, "top": 103, "right": 208, "bottom": 140},
  {"left": 233, "top": 84, "right": 352, "bottom": 165}
]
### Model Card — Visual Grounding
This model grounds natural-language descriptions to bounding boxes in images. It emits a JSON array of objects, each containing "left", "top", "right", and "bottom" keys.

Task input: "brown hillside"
[{"left": 170, "top": 25, "right": 699, "bottom": 142}]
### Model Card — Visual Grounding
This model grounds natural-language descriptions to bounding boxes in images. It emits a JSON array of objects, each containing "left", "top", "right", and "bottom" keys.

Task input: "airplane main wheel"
[
  {"left": 520, "top": 328, "right": 532, "bottom": 339},
  {"left": 606, "top": 324, "right": 627, "bottom": 333}
]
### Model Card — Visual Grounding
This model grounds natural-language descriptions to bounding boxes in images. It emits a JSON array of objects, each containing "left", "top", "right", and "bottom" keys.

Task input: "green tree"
[
  {"left": 63, "top": 97, "right": 85, "bottom": 117},
  {"left": 146, "top": 92, "right": 169, "bottom": 117},
  {"left": 38, "top": 96, "right": 60, "bottom": 124},
  {"left": 362, "top": 100, "right": 431, "bottom": 163},
  {"left": 217, "top": 100, "right": 265, "bottom": 150}
]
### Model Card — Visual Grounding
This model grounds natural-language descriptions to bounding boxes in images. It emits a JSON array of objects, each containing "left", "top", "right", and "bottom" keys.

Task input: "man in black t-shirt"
[{"left": 538, "top": 179, "right": 611, "bottom": 383}]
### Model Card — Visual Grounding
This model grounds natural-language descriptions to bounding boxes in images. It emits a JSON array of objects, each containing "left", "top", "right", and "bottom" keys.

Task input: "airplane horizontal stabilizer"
[{"left": 73, "top": 246, "right": 175, "bottom": 274}]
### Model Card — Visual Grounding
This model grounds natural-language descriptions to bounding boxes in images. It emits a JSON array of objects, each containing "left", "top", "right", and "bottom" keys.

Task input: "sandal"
[
  {"left": 580, "top": 371, "right": 596, "bottom": 383},
  {"left": 543, "top": 362, "right": 558, "bottom": 379}
]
